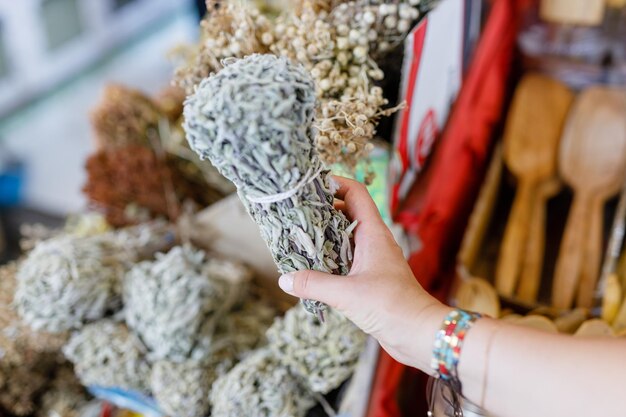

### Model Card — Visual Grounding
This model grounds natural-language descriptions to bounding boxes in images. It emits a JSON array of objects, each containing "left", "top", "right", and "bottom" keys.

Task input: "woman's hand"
[{"left": 278, "top": 176, "right": 449, "bottom": 370}]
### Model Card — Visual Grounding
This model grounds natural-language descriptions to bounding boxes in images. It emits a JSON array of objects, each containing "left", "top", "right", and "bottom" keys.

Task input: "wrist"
[{"left": 404, "top": 299, "right": 452, "bottom": 372}]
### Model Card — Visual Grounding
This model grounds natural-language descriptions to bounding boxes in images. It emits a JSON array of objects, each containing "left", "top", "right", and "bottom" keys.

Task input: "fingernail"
[{"left": 278, "top": 273, "right": 294, "bottom": 293}]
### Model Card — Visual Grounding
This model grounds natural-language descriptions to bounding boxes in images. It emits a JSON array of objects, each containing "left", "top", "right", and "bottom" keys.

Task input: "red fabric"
[
  {"left": 392, "top": 21, "right": 429, "bottom": 211},
  {"left": 367, "top": 0, "right": 530, "bottom": 416}
]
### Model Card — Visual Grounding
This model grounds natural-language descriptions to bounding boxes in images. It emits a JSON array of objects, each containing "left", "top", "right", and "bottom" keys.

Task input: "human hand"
[{"left": 278, "top": 176, "right": 449, "bottom": 370}]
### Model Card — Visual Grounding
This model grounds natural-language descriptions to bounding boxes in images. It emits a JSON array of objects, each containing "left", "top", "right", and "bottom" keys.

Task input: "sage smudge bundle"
[
  {"left": 151, "top": 360, "right": 213, "bottom": 417},
  {"left": 63, "top": 320, "right": 151, "bottom": 393},
  {"left": 149, "top": 296, "right": 275, "bottom": 417},
  {"left": 267, "top": 305, "right": 366, "bottom": 394},
  {"left": 15, "top": 235, "right": 124, "bottom": 332},
  {"left": 123, "top": 245, "right": 249, "bottom": 362},
  {"left": 184, "top": 54, "right": 356, "bottom": 318},
  {"left": 14, "top": 222, "right": 175, "bottom": 333},
  {"left": 209, "top": 348, "right": 316, "bottom": 417}
]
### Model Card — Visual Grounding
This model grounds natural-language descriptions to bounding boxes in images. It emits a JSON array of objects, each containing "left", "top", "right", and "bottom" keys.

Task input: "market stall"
[{"left": 0, "top": 0, "right": 625, "bottom": 416}]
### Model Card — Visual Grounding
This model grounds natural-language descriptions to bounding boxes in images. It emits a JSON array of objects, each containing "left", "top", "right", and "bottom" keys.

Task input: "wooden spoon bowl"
[{"left": 553, "top": 87, "right": 626, "bottom": 309}]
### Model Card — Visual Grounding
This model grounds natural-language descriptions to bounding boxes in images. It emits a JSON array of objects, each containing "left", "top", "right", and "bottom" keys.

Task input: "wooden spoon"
[
  {"left": 515, "top": 315, "right": 559, "bottom": 333},
  {"left": 574, "top": 319, "right": 615, "bottom": 337},
  {"left": 552, "top": 87, "right": 626, "bottom": 309},
  {"left": 455, "top": 276, "right": 500, "bottom": 318},
  {"left": 517, "top": 178, "right": 562, "bottom": 303},
  {"left": 495, "top": 74, "right": 573, "bottom": 297}
]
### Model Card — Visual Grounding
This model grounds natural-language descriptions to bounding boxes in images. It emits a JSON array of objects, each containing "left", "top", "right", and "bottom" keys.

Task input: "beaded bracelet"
[{"left": 431, "top": 309, "right": 482, "bottom": 387}]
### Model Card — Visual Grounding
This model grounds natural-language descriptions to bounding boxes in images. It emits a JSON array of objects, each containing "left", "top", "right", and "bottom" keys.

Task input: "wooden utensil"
[
  {"left": 517, "top": 178, "right": 562, "bottom": 303},
  {"left": 540, "top": 0, "right": 605, "bottom": 26},
  {"left": 495, "top": 74, "right": 573, "bottom": 297},
  {"left": 574, "top": 319, "right": 615, "bottom": 337},
  {"left": 601, "top": 273, "right": 622, "bottom": 324},
  {"left": 552, "top": 87, "right": 626, "bottom": 309},
  {"left": 554, "top": 308, "right": 587, "bottom": 334},
  {"left": 455, "top": 277, "right": 500, "bottom": 318},
  {"left": 515, "top": 315, "right": 559, "bottom": 333},
  {"left": 597, "top": 175, "right": 626, "bottom": 314}
]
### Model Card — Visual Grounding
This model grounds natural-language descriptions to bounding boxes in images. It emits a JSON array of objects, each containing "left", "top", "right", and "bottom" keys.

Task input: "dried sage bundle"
[
  {"left": 123, "top": 245, "right": 249, "bottom": 362},
  {"left": 266, "top": 304, "right": 366, "bottom": 394},
  {"left": 15, "top": 235, "right": 124, "bottom": 332},
  {"left": 209, "top": 348, "right": 316, "bottom": 417},
  {"left": 151, "top": 360, "right": 213, "bottom": 417},
  {"left": 15, "top": 222, "right": 175, "bottom": 333},
  {"left": 63, "top": 320, "right": 151, "bottom": 393},
  {"left": 184, "top": 54, "right": 355, "bottom": 318},
  {"left": 150, "top": 296, "right": 275, "bottom": 417}
]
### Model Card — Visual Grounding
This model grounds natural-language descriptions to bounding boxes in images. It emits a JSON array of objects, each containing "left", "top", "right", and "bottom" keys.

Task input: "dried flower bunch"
[
  {"left": 0, "top": 351, "right": 56, "bottom": 416},
  {"left": 175, "top": 0, "right": 426, "bottom": 174},
  {"left": 184, "top": 54, "right": 355, "bottom": 317},
  {"left": 210, "top": 348, "right": 316, "bottom": 417},
  {"left": 63, "top": 320, "right": 152, "bottom": 393},
  {"left": 267, "top": 305, "right": 366, "bottom": 394},
  {"left": 268, "top": 1, "right": 407, "bottom": 173},
  {"left": 14, "top": 235, "right": 125, "bottom": 332},
  {"left": 173, "top": 0, "right": 271, "bottom": 94},
  {"left": 154, "top": 85, "right": 187, "bottom": 122},
  {"left": 124, "top": 245, "right": 249, "bottom": 361},
  {"left": 84, "top": 144, "right": 222, "bottom": 227},
  {"left": 91, "top": 84, "right": 164, "bottom": 150},
  {"left": 86, "top": 82, "right": 231, "bottom": 227}
]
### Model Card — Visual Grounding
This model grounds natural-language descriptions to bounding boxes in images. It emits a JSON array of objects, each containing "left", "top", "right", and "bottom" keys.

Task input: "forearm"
[{"left": 408, "top": 306, "right": 626, "bottom": 417}]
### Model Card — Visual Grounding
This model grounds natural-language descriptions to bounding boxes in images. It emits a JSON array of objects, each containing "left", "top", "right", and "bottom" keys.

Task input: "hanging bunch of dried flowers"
[
  {"left": 173, "top": 1, "right": 271, "bottom": 94},
  {"left": 90, "top": 84, "right": 164, "bottom": 150},
  {"left": 83, "top": 144, "right": 221, "bottom": 227},
  {"left": 85, "top": 83, "right": 232, "bottom": 227},
  {"left": 174, "top": 0, "right": 429, "bottom": 177},
  {"left": 184, "top": 54, "right": 355, "bottom": 318}
]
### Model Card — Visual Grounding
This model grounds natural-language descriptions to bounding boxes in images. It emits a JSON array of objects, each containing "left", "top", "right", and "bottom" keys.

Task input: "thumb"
[{"left": 278, "top": 270, "right": 350, "bottom": 309}]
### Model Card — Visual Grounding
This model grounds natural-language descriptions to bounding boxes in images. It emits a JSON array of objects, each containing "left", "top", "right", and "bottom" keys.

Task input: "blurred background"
[{"left": 0, "top": 0, "right": 205, "bottom": 261}]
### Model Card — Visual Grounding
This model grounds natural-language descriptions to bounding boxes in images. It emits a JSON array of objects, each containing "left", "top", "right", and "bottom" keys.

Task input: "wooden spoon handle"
[
  {"left": 496, "top": 180, "right": 535, "bottom": 297},
  {"left": 576, "top": 196, "right": 604, "bottom": 308},
  {"left": 552, "top": 194, "right": 590, "bottom": 309},
  {"left": 517, "top": 179, "right": 561, "bottom": 303}
]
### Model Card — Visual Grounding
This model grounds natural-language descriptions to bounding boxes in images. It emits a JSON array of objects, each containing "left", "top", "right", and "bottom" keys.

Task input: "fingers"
[
  {"left": 332, "top": 176, "right": 388, "bottom": 240},
  {"left": 278, "top": 270, "right": 352, "bottom": 309}
]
